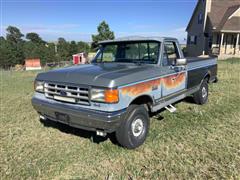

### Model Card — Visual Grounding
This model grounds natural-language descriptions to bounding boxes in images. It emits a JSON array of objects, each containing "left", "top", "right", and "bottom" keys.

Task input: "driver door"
[{"left": 161, "top": 41, "right": 187, "bottom": 97}]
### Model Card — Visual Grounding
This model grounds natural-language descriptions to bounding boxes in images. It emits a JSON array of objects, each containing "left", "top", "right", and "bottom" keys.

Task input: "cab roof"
[{"left": 99, "top": 36, "right": 178, "bottom": 44}]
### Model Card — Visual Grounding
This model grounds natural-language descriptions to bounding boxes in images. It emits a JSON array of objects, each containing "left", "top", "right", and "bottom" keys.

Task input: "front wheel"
[
  {"left": 193, "top": 79, "right": 208, "bottom": 105},
  {"left": 115, "top": 105, "right": 149, "bottom": 149}
]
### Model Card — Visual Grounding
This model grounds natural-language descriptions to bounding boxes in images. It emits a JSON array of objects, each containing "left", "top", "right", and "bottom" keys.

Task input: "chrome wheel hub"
[
  {"left": 202, "top": 87, "right": 207, "bottom": 98},
  {"left": 131, "top": 118, "right": 144, "bottom": 137}
]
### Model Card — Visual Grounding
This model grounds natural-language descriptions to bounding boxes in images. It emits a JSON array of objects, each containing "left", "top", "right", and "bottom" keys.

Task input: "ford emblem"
[{"left": 60, "top": 90, "right": 67, "bottom": 96}]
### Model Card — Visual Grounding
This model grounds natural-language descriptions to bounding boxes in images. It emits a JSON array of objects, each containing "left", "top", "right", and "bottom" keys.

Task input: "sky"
[{"left": 1, "top": 0, "right": 197, "bottom": 43}]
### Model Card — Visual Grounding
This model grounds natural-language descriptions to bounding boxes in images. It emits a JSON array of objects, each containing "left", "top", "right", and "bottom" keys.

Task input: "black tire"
[
  {"left": 193, "top": 79, "right": 208, "bottom": 105},
  {"left": 115, "top": 105, "right": 149, "bottom": 149}
]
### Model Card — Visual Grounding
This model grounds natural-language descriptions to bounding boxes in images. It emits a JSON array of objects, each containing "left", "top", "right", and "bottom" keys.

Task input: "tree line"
[{"left": 0, "top": 21, "right": 115, "bottom": 69}]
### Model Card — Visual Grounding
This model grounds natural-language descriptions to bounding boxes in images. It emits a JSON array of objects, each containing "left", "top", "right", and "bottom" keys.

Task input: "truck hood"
[{"left": 36, "top": 63, "right": 167, "bottom": 88}]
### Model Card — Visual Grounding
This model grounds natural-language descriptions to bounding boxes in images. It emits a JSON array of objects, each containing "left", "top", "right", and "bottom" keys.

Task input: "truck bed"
[{"left": 186, "top": 56, "right": 217, "bottom": 70}]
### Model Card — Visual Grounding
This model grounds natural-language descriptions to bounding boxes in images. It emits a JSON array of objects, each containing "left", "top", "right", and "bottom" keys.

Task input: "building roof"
[
  {"left": 208, "top": 0, "right": 240, "bottom": 28},
  {"left": 187, "top": 0, "right": 240, "bottom": 32},
  {"left": 99, "top": 36, "right": 177, "bottom": 44},
  {"left": 220, "top": 17, "right": 240, "bottom": 31},
  {"left": 210, "top": 3, "right": 240, "bottom": 32}
]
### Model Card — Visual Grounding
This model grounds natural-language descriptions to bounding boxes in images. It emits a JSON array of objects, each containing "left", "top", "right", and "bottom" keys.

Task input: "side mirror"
[{"left": 175, "top": 58, "right": 187, "bottom": 66}]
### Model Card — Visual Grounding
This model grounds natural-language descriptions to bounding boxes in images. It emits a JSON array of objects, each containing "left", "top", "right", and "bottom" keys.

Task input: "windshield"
[{"left": 93, "top": 41, "right": 160, "bottom": 64}]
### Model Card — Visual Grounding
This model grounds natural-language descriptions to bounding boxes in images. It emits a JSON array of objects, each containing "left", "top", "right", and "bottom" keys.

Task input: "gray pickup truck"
[{"left": 32, "top": 36, "right": 217, "bottom": 149}]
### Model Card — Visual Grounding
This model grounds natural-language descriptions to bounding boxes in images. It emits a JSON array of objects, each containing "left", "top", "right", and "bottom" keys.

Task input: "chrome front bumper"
[{"left": 31, "top": 95, "right": 126, "bottom": 133}]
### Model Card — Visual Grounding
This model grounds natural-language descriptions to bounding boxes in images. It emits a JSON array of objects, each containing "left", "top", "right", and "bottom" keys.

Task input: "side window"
[
  {"left": 163, "top": 41, "right": 180, "bottom": 66},
  {"left": 198, "top": 12, "right": 203, "bottom": 24},
  {"left": 188, "top": 35, "right": 197, "bottom": 45}
]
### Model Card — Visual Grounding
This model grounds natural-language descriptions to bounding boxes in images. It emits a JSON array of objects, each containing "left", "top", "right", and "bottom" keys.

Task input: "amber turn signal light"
[{"left": 104, "top": 89, "right": 119, "bottom": 103}]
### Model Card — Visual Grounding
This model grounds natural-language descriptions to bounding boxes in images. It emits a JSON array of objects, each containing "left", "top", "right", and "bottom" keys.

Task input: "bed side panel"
[{"left": 187, "top": 58, "right": 217, "bottom": 89}]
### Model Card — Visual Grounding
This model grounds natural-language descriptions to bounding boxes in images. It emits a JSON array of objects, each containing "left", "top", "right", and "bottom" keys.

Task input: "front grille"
[{"left": 44, "top": 82, "right": 90, "bottom": 105}]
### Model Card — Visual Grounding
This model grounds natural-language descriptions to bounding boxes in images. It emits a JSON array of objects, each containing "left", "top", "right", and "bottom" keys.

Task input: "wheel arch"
[
  {"left": 203, "top": 71, "right": 211, "bottom": 82},
  {"left": 129, "top": 94, "right": 154, "bottom": 112}
]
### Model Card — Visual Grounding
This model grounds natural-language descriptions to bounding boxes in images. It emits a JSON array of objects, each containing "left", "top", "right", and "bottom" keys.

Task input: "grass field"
[{"left": 0, "top": 59, "right": 240, "bottom": 179}]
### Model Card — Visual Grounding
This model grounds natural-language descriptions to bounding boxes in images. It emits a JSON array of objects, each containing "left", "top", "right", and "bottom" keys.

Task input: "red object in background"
[
  {"left": 25, "top": 59, "right": 41, "bottom": 70},
  {"left": 25, "top": 59, "right": 41, "bottom": 67},
  {"left": 73, "top": 56, "right": 80, "bottom": 64},
  {"left": 72, "top": 53, "right": 87, "bottom": 65}
]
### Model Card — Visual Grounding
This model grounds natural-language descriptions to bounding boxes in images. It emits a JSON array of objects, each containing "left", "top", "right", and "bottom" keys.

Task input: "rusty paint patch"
[
  {"left": 162, "top": 72, "right": 186, "bottom": 89},
  {"left": 121, "top": 72, "right": 186, "bottom": 97},
  {"left": 121, "top": 78, "right": 161, "bottom": 96}
]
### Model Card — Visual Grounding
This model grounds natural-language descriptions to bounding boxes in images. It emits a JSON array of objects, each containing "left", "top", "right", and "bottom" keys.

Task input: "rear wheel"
[
  {"left": 115, "top": 105, "right": 149, "bottom": 149},
  {"left": 193, "top": 79, "right": 208, "bottom": 105}
]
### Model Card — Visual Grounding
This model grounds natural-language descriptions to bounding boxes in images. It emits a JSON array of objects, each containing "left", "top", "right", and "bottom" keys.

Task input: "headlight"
[
  {"left": 34, "top": 81, "right": 44, "bottom": 92},
  {"left": 91, "top": 88, "right": 119, "bottom": 103}
]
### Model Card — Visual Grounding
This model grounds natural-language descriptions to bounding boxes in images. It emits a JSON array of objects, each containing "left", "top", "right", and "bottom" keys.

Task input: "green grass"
[{"left": 1, "top": 59, "right": 240, "bottom": 179}]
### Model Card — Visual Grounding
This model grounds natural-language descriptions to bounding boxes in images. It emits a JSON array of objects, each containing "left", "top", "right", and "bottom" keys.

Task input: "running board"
[
  {"left": 152, "top": 86, "right": 200, "bottom": 113},
  {"left": 165, "top": 104, "right": 176, "bottom": 113}
]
